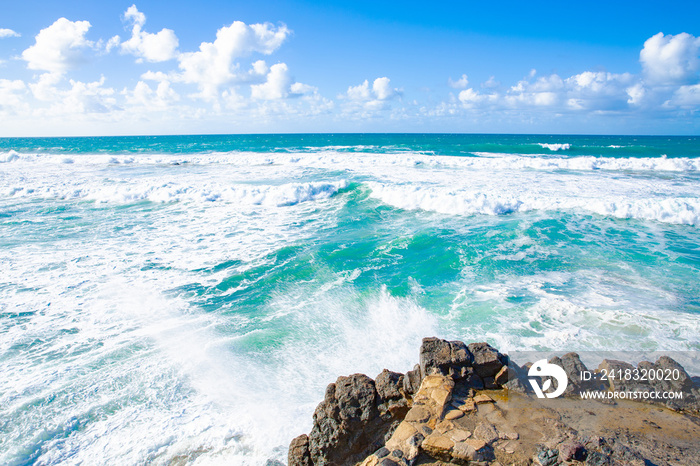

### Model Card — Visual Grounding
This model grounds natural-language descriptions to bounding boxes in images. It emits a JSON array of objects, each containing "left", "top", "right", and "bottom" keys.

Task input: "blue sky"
[{"left": 1, "top": 0, "right": 699, "bottom": 136}]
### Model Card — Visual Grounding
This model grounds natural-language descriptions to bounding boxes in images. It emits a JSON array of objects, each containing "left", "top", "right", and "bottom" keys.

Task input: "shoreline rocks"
[{"left": 289, "top": 338, "right": 700, "bottom": 466}]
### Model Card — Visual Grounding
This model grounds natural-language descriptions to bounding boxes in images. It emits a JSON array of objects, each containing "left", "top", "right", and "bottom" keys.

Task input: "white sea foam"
[
  {"left": 538, "top": 143, "right": 571, "bottom": 151},
  {"left": 0, "top": 150, "right": 20, "bottom": 162},
  {"left": 368, "top": 183, "right": 700, "bottom": 225},
  {"left": 4, "top": 180, "right": 347, "bottom": 206},
  {"left": 4, "top": 150, "right": 700, "bottom": 173}
]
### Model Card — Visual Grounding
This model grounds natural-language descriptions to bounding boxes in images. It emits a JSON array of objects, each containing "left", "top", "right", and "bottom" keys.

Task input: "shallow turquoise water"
[{"left": 1, "top": 134, "right": 699, "bottom": 464}]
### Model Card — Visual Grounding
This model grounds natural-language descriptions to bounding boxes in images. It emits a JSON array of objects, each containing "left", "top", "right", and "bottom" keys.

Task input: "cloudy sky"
[{"left": 1, "top": 0, "right": 699, "bottom": 136}]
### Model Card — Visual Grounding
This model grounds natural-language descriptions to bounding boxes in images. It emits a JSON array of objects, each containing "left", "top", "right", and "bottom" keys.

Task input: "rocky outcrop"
[{"left": 289, "top": 337, "right": 700, "bottom": 466}]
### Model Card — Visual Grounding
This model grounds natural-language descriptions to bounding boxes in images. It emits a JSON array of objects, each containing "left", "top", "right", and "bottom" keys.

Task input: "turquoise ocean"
[{"left": 1, "top": 134, "right": 699, "bottom": 464}]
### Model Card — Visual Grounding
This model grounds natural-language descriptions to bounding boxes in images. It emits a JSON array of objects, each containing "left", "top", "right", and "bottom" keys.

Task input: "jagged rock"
[
  {"left": 288, "top": 434, "right": 312, "bottom": 466},
  {"left": 290, "top": 338, "right": 700, "bottom": 466},
  {"left": 548, "top": 352, "right": 590, "bottom": 394},
  {"left": 376, "top": 369, "right": 404, "bottom": 401},
  {"left": 376, "top": 369, "right": 409, "bottom": 418},
  {"left": 650, "top": 356, "right": 693, "bottom": 393},
  {"left": 558, "top": 441, "right": 586, "bottom": 462},
  {"left": 585, "top": 450, "right": 610, "bottom": 465},
  {"left": 468, "top": 342, "right": 504, "bottom": 379},
  {"left": 597, "top": 360, "right": 635, "bottom": 391},
  {"left": 535, "top": 446, "right": 559, "bottom": 466},
  {"left": 308, "top": 374, "right": 386, "bottom": 465},
  {"left": 403, "top": 364, "right": 422, "bottom": 395},
  {"left": 420, "top": 337, "right": 472, "bottom": 380}
]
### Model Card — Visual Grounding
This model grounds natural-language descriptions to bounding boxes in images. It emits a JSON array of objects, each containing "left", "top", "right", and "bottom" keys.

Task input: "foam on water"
[
  {"left": 538, "top": 143, "right": 571, "bottom": 151},
  {"left": 368, "top": 184, "right": 700, "bottom": 225}
]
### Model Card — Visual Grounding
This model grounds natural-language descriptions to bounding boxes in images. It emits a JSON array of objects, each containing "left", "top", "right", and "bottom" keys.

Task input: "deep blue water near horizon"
[{"left": 1, "top": 134, "right": 699, "bottom": 464}]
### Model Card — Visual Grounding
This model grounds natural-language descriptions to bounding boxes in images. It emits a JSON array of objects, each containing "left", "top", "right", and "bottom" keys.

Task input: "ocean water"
[{"left": 1, "top": 134, "right": 699, "bottom": 464}]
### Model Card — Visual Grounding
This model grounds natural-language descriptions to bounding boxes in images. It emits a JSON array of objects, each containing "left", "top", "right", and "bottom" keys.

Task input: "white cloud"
[
  {"left": 251, "top": 63, "right": 316, "bottom": 100},
  {"left": 251, "top": 63, "right": 292, "bottom": 100},
  {"left": 373, "top": 77, "right": 398, "bottom": 100},
  {"left": 345, "top": 77, "right": 399, "bottom": 102},
  {"left": 177, "top": 21, "right": 290, "bottom": 99},
  {"left": 125, "top": 80, "right": 179, "bottom": 107},
  {"left": 0, "top": 79, "right": 28, "bottom": 113},
  {"left": 0, "top": 28, "right": 20, "bottom": 38},
  {"left": 640, "top": 32, "right": 700, "bottom": 85},
  {"left": 448, "top": 74, "right": 469, "bottom": 89},
  {"left": 119, "top": 5, "right": 179, "bottom": 63},
  {"left": 667, "top": 83, "right": 700, "bottom": 108},
  {"left": 22, "top": 18, "right": 94, "bottom": 73}
]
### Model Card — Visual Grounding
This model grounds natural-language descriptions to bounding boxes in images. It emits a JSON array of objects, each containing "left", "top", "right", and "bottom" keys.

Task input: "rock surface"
[{"left": 289, "top": 337, "right": 700, "bottom": 466}]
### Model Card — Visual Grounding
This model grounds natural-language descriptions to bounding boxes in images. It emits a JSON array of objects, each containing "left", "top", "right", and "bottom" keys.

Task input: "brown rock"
[
  {"left": 474, "top": 422, "right": 499, "bottom": 444},
  {"left": 288, "top": 434, "right": 312, "bottom": 466},
  {"left": 473, "top": 394, "right": 494, "bottom": 404},
  {"left": 422, "top": 434, "right": 455, "bottom": 461},
  {"left": 404, "top": 406, "right": 430, "bottom": 423},
  {"left": 468, "top": 342, "right": 504, "bottom": 379},
  {"left": 420, "top": 337, "right": 473, "bottom": 380},
  {"left": 444, "top": 409, "right": 464, "bottom": 420}
]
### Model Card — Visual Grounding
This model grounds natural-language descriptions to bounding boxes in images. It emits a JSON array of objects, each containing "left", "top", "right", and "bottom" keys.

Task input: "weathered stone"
[
  {"left": 597, "top": 360, "right": 636, "bottom": 391},
  {"left": 375, "top": 369, "right": 405, "bottom": 401},
  {"left": 403, "top": 364, "right": 422, "bottom": 395},
  {"left": 473, "top": 394, "right": 494, "bottom": 404},
  {"left": 375, "top": 447, "right": 390, "bottom": 458},
  {"left": 420, "top": 337, "right": 473, "bottom": 380},
  {"left": 379, "top": 458, "right": 397, "bottom": 466},
  {"left": 585, "top": 450, "right": 610, "bottom": 466},
  {"left": 288, "top": 434, "right": 312, "bottom": 466},
  {"left": 404, "top": 406, "right": 430, "bottom": 423},
  {"left": 535, "top": 446, "right": 559, "bottom": 466},
  {"left": 558, "top": 441, "right": 586, "bottom": 462},
  {"left": 465, "top": 368, "right": 485, "bottom": 389},
  {"left": 451, "top": 441, "right": 477, "bottom": 462},
  {"left": 431, "top": 387, "right": 451, "bottom": 406},
  {"left": 494, "top": 365, "right": 509, "bottom": 386},
  {"left": 435, "top": 420, "right": 455, "bottom": 433},
  {"left": 560, "top": 352, "right": 589, "bottom": 392},
  {"left": 308, "top": 374, "right": 386, "bottom": 465},
  {"left": 465, "top": 438, "right": 487, "bottom": 451},
  {"left": 422, "top": 434, "right": 455, "bottom": 461},
  {"left": 444, "top": 409, "right": 464, "bottom": 420},
  {"left": 450, "top": 429, "right": 472, "bottom": 442},
  {"left": 456, "top": 398, "right": 476, "bottom": 412},
  {"left": 385, "top": 422, "right": 417, "bottom": 450},
  {"left": 651, "top": 356, "right": 693, "bottom": 393},
  {"left": 474, "top": 422, "right": 499, "bottom": 444},
  {"left": 468, "top": 342, "right": 504, "bottom": 379}
]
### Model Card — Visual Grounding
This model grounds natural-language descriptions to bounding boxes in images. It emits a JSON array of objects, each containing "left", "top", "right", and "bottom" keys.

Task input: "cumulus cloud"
[
  {"left": 251, "top": 63, "right": 292, "bottom": 100},
  {"left": 177, "top": 21, "right": 290, "bottom": 99},
  {"left": 22, "top": 18, "right": 94, "bottom": 73},
  {"left": 0, "top": 79, "right": 28, "bottom": 113},
  {"left": 125, "top": 80, "right": 179, "bottom": 107},
  {"left": 0, "top": 28, "right": 20, "bottom": 38},
  {"left": 640, "top": 32, "right": 700, "bottom": 85},
  {"left": 345, "top": 77, "right": 400, "bottom": 102},
  {"left": 119, "top": 5, "right": 179, "bottom": 63},
  {"left": 448, "top": 74, "right": 469, "bottom": 89}
]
